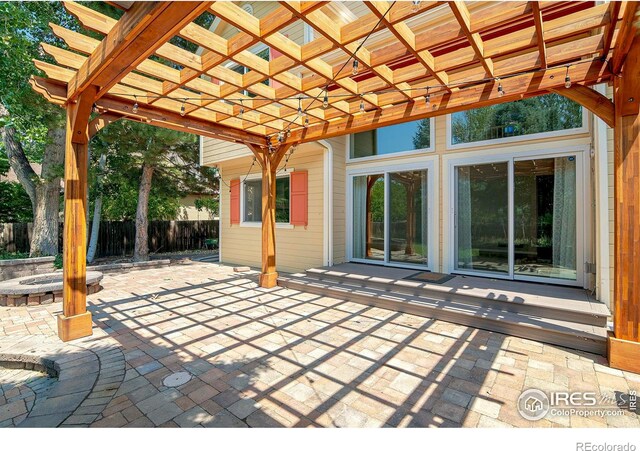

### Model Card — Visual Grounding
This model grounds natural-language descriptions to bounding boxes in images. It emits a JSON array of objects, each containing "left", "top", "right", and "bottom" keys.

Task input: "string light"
[
  {"left": 239, "top": 100, "right": 244, "bottom": 119},
  {"left": 496, "top": 78, "right": 505, "bottom": 97},
  {"left": 323, "top": 90, "right": 329, "bottom": 109},
  {"left": 424, "top": 87, "right": 430, "bottom": 106},
  {"left": 412, "top": 1, "right": 421, "bottom": 12},
  {"left": 92, "top": 103, "right": 99, "bottom": 114},
  {"left": 180, "top": 99, "right": 186, "bottom": 116},
  {"left": 132, "top": 95, "right": 139, "bottom": 114},
  {"left": 359, "top": 95, "right": 365, "bottom": 113},
  {"left": 304, "top": 117, "right": 309, "bottom": 128},
  {"left": 352, "top": 59, "right": 359, "bottom": 76},
  {"left": 297, "top": 97, "right": 303, "bottom": 116},
  {"left": 564, "top": 66, "right": 572, "bottom": 89}
]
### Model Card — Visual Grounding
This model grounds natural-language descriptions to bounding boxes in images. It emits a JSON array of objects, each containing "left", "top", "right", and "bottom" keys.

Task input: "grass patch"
[{"left": 0, "top": 251, "right": 30, "bottom": 260}]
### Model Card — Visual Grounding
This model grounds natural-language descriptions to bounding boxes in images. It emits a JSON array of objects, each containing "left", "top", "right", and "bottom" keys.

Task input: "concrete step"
[
  {"left": 278, "top": 275, "right": 608, "bottom": 356},
  {"left": 304, "top": 268, "right": 609, "bottom": 328}
]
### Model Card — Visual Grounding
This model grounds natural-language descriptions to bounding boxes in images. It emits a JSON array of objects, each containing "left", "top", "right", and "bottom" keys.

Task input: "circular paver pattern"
[
  {"left": 162, "top": 371, "right": 192, "bottom": 388},
  {"left": 0, "top": 367, "right": 56, "bottom": 427}
]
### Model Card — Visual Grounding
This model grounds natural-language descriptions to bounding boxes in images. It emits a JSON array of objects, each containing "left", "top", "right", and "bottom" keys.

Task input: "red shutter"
[
  {"left": 290, "top": 171, "right": 308, "bottom": 227},
  {"left": 230, "top": 179, "right": 240, "bottom": 225},
  {"left": 269, "top": 46, "right": 284, "bottom": 90}
]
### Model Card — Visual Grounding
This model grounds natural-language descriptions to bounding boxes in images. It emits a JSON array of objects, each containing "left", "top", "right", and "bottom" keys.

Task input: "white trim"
[
  {"left": 303, "top": 22, "right": 314, "bottom": 44},
  {"left": 594, "top": 84, "right": 611, "bottom": 307},
  {"left": 218, "top": 167, "right": 223, "bottom": 264},
  {"left": 198, "top": 135, "right": 204, "bottom": 167},
  {"left": 319, "top": 140, "right": 334, "bottom": 267},
  {"left": 345, "top": 118, "right": 436, "bottom": 164},
  {"left": 239, "top": 170, "right": 293, "bottom": 228},
  {"left": 443, "top": 144, "right": 589, "bottom": 288},
  {"left": 445, "top": 106, "right": 589, "bottom": 150},
  {"left": 345, "top": 156, "right": 439, "bottom": 272}
]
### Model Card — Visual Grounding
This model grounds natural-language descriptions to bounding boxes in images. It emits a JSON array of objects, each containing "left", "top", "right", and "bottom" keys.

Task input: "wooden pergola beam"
[
  {"left": 531, "top": 2, "right": 547, "bottom": 69},
  {"left": 449, "top": 1, "right": 494, "bottom": 78},
  {"left": 67, "top": 1, "right": 213, "bottom": 101},
  {"left": 278, "top": 59, "right": 610, "bottom": 145},
  {"left": 30, "top": 76, "right": 266, "bottom": 146},
  {"left": 610, "top": 34, "right": 640, "bottom": 373},
  {"left": 611, "top": 1, "right": 640, "bottom": 74},
  {"left": 550, "top": 85, "right": 614, "bottom": 128}
]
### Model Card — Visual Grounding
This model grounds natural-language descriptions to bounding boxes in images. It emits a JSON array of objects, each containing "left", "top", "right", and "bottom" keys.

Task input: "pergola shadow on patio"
[
  {"left": 2, "top": 263, "right": 638, "bottom": 427},
  {"left": 57, "top": 264, "right": 635, "bottom": 427},
  {"left": 29, "top": 1, "right": 640, "bottom": 373}
]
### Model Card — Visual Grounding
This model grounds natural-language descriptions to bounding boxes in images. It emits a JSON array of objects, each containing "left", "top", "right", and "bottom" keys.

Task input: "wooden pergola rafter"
[{"left": 31, "top": 1, "right": 640, "bottom": 374}]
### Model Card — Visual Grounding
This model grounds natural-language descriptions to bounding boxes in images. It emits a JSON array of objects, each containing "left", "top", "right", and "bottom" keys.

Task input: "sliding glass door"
[
  {"left": 454, "top": 154, "right": 582, "bottom": 285},
  {"left": 352, "top": 174, "right": 385, "bottom": 261},
  {"left": 351, "top": 168, "right": 431, "bottom": 268},
  {"left": 456, "top": 162, "right": 509, "bottom": 274},
  {"left": 513, "top": 156, "right": 577, "bottom": 281}
]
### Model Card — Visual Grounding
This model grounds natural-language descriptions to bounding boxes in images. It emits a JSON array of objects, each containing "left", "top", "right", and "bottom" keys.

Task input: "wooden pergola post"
[
  {"left": 609, "top": 34, "right": 640, "bottom": 373},
  {"left": 247, "top": 143, "right": 292, "bottom": 288},
  {"left": 58, "top": 86, "right": 97, "bottom": 342}
]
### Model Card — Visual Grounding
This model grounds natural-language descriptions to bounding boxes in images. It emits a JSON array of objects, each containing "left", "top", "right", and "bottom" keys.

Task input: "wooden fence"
[{"left": 0, "top": 220, "right": 219, "bottom": 258}]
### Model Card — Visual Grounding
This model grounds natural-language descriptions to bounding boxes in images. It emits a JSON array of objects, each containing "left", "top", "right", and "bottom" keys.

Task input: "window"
[
  {"left": 450, "top": 93, "right": 583, "bottom": 146},
  {"left": 350, "top": 119, "right": 431, "bottom": 159},
  {"left": 227, "top": 47, "right": 270, "bottom": 97},
  {"left": 243, "top": 176, "right": 290, "bottom": 223}
]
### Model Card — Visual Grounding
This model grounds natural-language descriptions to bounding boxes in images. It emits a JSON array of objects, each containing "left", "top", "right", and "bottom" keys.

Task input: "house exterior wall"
[
  {"left": 215, "top": 142, "right": 327, "bottom": 273},
  {"left": 198, "top": 3, "right": 613, "bottom": 296}
]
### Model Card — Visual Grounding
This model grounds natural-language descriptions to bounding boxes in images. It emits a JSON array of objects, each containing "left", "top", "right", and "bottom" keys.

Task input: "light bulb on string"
[
  {"left": 412, "top": 1, "right": 421, "bottom": 12},
  {"left": 323, "top": 90, "right": 329, "bottom": 109},
  {"left": 239, "top": 100, "right": 244, "bottom": 119},
  {"left": 92, "top": 103, "right": 99, "bottom": 114},
  {"left": 564, "top": 66, "right": 571, "bottom": 89},
  {"left": 132, "top": 95, "right": 139, "bottom": 114},
  {"left": 359, "top": 96, "right": 365, "bottom": 113},
  {"left": 180, "top": 99, "right": 186, "bottom": 116},
  {"left": 297, "top": 97, "right": 303, "bottom": 117},
  {"left": 352, "top": 59, "right": 359, "bottom": 76},
  {"left": 304, "top": 117, "right": 309, "bottom": 128},
  {"left": 424, "top": 87, "right": 430, "bottom": 106},
  {"left": 496, "top": 79, "right": 505, "bottom": 97}
]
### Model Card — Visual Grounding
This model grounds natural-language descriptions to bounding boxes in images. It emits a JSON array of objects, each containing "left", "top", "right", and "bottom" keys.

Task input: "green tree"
[
  {"left": 412, "top": 119, "right": 431, "bottom": 149},
  {"left": 91, "top": 121, "right": 217, "bottom": 260},
  {"left": 0, "top": 2, "right": 79, "bottom": 256}
]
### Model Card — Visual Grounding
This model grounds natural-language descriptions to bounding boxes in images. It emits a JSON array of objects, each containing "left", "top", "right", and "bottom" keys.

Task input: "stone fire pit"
[{"left": 0, "top": 271, "right": 103, "bottom": 307}]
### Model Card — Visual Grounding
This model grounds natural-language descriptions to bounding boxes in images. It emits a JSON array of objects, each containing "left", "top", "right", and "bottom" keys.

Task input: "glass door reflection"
[
  {"left": 352, "top": 174, "right": 385, "bottom": 261},
  {"left": 388, "top": 170, "right": 428, "bottom": 266}
]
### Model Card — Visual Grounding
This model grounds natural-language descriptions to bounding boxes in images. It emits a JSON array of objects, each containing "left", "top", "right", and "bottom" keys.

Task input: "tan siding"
[
  {"left": 219, "top": 142, "right": 325, "bottom": 273},
  {"left": 202, "top": 138, "right": 251, "bottom": 166}
]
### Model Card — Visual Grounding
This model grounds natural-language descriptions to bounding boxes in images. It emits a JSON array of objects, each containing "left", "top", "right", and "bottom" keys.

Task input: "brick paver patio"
[{"left": 1, "top": 261, "right": 639, "bottom": 428}]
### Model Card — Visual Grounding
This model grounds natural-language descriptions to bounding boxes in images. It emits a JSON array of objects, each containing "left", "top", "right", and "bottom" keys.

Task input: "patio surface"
[{"left": 0, "top": 262, "right": 639, "bottom": 428}]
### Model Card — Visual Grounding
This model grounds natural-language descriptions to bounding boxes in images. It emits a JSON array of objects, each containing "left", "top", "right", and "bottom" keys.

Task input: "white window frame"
[
  {"left": 442, "top": 144, "right": 590, "bottom": 288},
  {"left": 445, "top": 103, "right": 588, "bottom": 150},
  {"left": 346, "top": 156, "right": 439, "bottom": 271},
  {"left": 239, "top": 169, "right": 294, "bottom": 229},
  {"left": 346, "top": 118, "right": 436, "bottom": 164}
]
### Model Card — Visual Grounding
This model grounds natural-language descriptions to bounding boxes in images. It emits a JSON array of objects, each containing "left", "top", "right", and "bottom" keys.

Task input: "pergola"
[{"left": 31, "top": 1, "right": 640, "bottom": 373}]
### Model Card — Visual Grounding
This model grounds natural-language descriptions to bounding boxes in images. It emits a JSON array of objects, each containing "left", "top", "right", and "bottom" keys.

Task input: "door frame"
[
  {"left": 443, "top": 144, "right": 590, "bottom": 288},
  {"left": 346, "top": 156, "right": 439, "bottom": 271}
]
